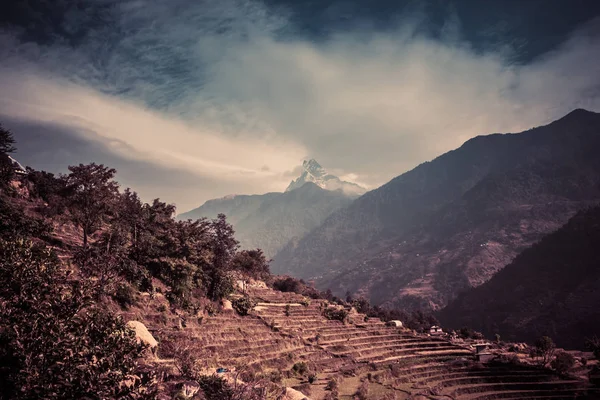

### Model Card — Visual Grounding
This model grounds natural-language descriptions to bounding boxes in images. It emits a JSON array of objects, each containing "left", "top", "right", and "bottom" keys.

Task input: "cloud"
[
  {"left": 0, "top": 0, "right": 599, "bottom": 209},
  {"left": 3, "top": 116, "right": 284, "bottom": 212}
]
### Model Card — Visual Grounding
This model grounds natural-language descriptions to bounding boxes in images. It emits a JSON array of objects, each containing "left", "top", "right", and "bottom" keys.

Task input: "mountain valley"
[
  {"left": 272, "top": 109, "right": 600, "bottom": 312},
  {"left": 178, "top": 160, "right": 358, "bottom": 258}
]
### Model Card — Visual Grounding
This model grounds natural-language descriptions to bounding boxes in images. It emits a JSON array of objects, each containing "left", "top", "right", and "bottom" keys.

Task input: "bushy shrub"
[
  {"left": 325, "top": 377, "right": 339, "bottom": 391},
  {"left": 114, "top": 282, "right": 137, "bottom": 309},
  {"left": 231, "top": 295, "right": 256, "bottom": 316},
  {"left": 206, "top": 270, "right": 235, "bottom": 301},
  {"left": 498, "top": 353, "right": 520, "bottom": 365},
  {"left": 267, "top": 370, "right": 282, "bottom": 384},
  {"left": 551, "top": 351, "right": 575, "bottom": 375},
  {"left": 26, "top": 169, "right": 68, "bottom": 215},
  {"left": 0, "top": 197, "right": 52, "bottom": 240},
  {"left": 0, "top": 239, "right": 156, "bottom": 399},
  {"left": 355, "top": 380, "right": 369, "bottom": 400},
  {"left": 198, "top": 375, "right": 234, "bottom": 400},
  {"left": 534, "top": 336, "right": 556, "bottom": 366},
  {"left": 292, "top": 362, "right": 309, "bottom": 376},
  {"left": 273, "top": 276, "right": 303, "bottom": 293},
  {"left": 351, "top": 297, "right": 371, "bottom": 314},
  {"left": 323, "top": 307, "right": 348, "bottom": 322},
  {"left": 585, "top": 336, "right": 600, "bottom": 361}
]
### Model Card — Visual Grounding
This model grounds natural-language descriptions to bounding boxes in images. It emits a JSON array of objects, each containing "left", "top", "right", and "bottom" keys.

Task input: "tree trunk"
[{"left": 106, "top": 231, "right": 112, "bottom": 254}]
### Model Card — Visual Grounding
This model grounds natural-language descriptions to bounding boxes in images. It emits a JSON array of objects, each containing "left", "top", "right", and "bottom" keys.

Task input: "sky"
[{"left": 1, "top": 0, "right": 600, "bottom": 212}]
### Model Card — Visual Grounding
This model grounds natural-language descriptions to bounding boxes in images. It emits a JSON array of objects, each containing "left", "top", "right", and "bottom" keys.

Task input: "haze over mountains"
[
  {"left": 178, "top": 159, "right": 359, "bottom": 257},
  {"left": 272, "top": 109, "right": 600, "bottom": 311},
  {"left": 179, "top": 109, "right": 600, "bottom": 348}
]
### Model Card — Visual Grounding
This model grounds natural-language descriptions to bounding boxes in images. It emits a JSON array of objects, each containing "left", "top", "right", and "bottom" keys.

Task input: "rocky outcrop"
[
  {"left": 283, "top": 387, "right": 309, "bottom": 400},
  {"left": 220, "top": 299, "right": 234, "bottom": 312},
  {"left": 127, "top": 321, "right": 158, "bottom": 350}
]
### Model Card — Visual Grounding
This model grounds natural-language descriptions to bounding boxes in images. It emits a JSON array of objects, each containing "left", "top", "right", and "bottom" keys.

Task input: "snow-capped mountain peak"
[
  {"left": 302, "top": 159, "right": 326, "bottom": 178},
  {"left": 285, "top": 159, "right": 366, "bottom": 196}
]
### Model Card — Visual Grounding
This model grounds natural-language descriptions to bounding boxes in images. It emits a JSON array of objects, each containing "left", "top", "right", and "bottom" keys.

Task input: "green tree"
[
  {"left": 209, "top": 213, "right": 238, "bottom": 271},
  {"left": 204, "top": 214, "right": 238, "bottom": 300},
  {"left": 351, "top": 297, "right": 371, "bottom": 314},
  {"left": 0, "top": 196, "right": 51, "bottom": 239},
  {"left": 0, "top": 123, "right": 15, "bottom": 154},
  {"left": 25, "top": 169, "right": 68, "bottom": 215},
  {"left": 551, "top": 351, "right": 575, "bottom": 375},
  {"left": 585, "top": 336, "right": 600, "bottom": 360},
  {"left": 133, "top": 198, "right": 177, "bottom": 263},
  {"left": 534, "top": 336, "right": 556, "bottom": 366},
  {"left": 63, "top": 163, "right": 119, "bottom": 248},
  {"left": 231, "top": 295, "right": 257, "bottom": 316},
  {"left": 0, "top": 123, "right": 16, "bottom": 186},
  {"left": 0, "top": 239, "right": 156, "bottom": 399},
  {"left": 230, "top": 248, "right": 270, "bottom": 279},
  {"left": 117, "top": 188, "right": 145, "bottom": 251}
]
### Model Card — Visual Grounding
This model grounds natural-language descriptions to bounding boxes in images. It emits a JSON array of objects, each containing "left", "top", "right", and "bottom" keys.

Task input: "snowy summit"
[{"left": 285, "top": 159, "right": 366, "bottom": 196}]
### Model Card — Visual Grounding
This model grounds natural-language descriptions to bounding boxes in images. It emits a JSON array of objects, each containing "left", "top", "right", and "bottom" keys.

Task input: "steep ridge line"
[{"left": 273, "top": 109, "right": 600, "bottom": 312}]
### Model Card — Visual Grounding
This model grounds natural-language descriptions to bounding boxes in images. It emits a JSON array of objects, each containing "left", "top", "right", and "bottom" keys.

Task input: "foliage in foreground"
[{"left": 0, "top": 239, "right": 156, "bottom": 400}]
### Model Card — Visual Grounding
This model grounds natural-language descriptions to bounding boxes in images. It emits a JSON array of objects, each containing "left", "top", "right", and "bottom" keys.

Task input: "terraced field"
[
  {"left": 134, "top": 285, "right": 598, "bottom": 399},
  {"left": 247, "top": 286, "right": 598, "bottom": 400}
]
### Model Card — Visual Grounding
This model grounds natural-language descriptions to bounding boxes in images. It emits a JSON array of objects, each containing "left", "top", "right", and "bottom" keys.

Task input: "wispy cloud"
[{"left": 1, "top": 0, "right": 599, "bottom": 210}]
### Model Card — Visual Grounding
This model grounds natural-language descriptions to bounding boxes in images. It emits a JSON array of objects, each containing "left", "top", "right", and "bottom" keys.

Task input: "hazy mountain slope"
[
  {"left": 439, "top": 205, "right": 600, "bottom": 349},
  {"left": 178, "top": 183, "right": 352, "bottom": 258},
  {"left": 179, "top": 192, "right": 279, "bottom": 225},
  {"left": 272, "top": 109, "right": 600, "bottom": 310}
]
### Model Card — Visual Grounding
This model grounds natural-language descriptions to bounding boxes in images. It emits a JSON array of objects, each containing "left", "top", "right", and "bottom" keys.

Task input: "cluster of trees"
[
  {"left": 14, "top": 161, "right": 271, "bottom": 309},
  {"left": 0, "top": 124, "right": 272, "bottom": 398},
  {"left": 0, "top": 239, "right": 157, "bottom": 399},
  {"left": 0, "top": 124, "right": 16, "bottom": 187}
]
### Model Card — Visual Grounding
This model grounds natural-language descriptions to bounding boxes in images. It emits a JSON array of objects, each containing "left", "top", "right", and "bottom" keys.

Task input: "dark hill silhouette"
[
  {"left": 439, "top": 205, "right": 600, "bottom": 349},
  {"left": 272, "top": 109, "right": 600, "bottom": 310}
]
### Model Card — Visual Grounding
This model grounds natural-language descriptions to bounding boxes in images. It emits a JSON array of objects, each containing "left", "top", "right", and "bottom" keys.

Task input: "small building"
[
  {"left": 429, "top": 325, "right": 444, "bottom": 335},
  {"left": 8, "top": 156, "right": 26, "bottom": 175},
  {"left": 474, "top": 342, "right": 495, "bottom": 363},
  {"left": 386, "top": 320, "right": 403, "bottom": 328},
  {"left": 476, "top": 352, "right": 495, "bottom": 363},
  {"left": 475, "top": 343, "right": 491, "bottom": 354}
]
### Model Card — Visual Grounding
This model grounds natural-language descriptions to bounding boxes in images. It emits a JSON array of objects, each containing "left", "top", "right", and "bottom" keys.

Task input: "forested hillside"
[
  {"left": 0, "top": 123, "right": 272, "bottom": 399},
  {"left": 439, "top": 205, "right": 600, "bottom": 349},
  {"left": 273, "top": 109, "right": 600, "bottom": 310}
]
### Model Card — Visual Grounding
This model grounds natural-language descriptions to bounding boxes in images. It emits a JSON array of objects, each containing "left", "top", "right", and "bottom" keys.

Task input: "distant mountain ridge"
[
  {"left": 178, "top": 159, "right": 359, "bottom": 257},
  {"left": 272, "top": 109, "right": 600, "bottom": 311},
  {"left": 439, "top": 205, "right": 600, "bottom": 349},
  {"left": 286, "top": 159, "right": 366, "bottom": 196}
]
